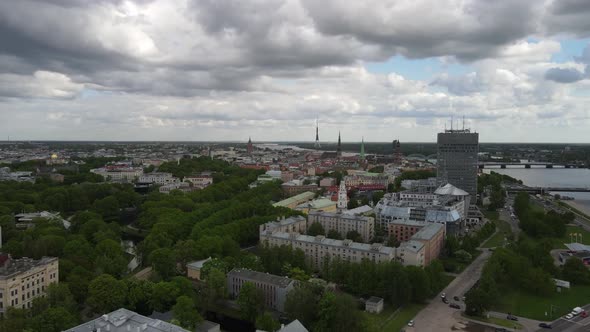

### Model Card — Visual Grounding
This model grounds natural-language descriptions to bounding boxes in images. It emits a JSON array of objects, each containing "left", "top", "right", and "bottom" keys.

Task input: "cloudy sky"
[{"left": 1, "top": 0, "right": 590, "bottom": 142}]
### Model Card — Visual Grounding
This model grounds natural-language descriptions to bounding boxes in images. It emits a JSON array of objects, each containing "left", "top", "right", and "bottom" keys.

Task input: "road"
[
  {"left": 488, "top": 311, "right": 543, "bottom": 331},
  {"left": 538, "top": 304, "right": 590, "bottom": 331},
  {"left": 406, "top": 250, "right": 492, "bottom": 332}
]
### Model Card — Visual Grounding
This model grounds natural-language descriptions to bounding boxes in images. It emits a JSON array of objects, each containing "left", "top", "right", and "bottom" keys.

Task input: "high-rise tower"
[
  {"left": 314, "top": 119, "right": 321, "bottom": 149},
  {"left": 336, "top": 131, "right": 342, "bottom": 158},
  {"left": 436, "top": 127, "right": 479, "bottom": 203},
  {"left": 392, "top": 139, "right": 402, "bottom": 164},
  {"left": 337, "top": 180, "right": 348, "bottom": 210}
]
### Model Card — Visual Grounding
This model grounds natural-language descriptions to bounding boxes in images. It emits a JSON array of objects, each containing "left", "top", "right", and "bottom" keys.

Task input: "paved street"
[
  {"left": 535, "top": 304, "right": 590, "bottom": 332},
  {"left": 406, "top": 250, "right": 492, "bottom": 331}
]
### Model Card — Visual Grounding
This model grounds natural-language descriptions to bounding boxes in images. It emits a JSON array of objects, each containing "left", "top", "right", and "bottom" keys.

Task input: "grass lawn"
[
  {"left": 494, "top": 285, "right": 590, "bottom": 321},
  {"left": 363, "top": 304, "right": 426, "bottom": 332},
  {"left": 551, "top": 225, "right": 590, "bottom": 249},
  {"left": 463, "top": 314, "right": 523, "bottom": 330},
  {"left": 481, "top": 231, "right": 506, "bottom": 248}
]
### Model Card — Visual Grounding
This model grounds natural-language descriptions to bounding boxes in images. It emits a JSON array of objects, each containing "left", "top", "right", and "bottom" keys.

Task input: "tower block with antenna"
[{"left": 314, "top": 118, "right": 321, "bottom": 149}]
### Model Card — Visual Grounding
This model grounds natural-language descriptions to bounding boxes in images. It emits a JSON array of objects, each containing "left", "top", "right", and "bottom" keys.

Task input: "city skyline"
[{"left": 1, "top": 1, "right": 590, "bottom": 142}]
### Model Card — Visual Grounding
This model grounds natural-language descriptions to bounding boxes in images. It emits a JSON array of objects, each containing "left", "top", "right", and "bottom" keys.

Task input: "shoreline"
[{"left": 563, "top": 200, "right": 590, "bottom": 218}]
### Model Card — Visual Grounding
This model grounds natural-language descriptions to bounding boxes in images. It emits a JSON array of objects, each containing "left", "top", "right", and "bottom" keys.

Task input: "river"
[{"left": 484, "top": 167, "right": 590, "bottom": 214}]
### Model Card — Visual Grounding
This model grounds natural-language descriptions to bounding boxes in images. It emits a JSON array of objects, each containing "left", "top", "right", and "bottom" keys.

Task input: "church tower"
[
  {"left": 337, "top": 180, "right": 348, "bottom": 210},
  {"left": 336, "top": 131, "right": 342, "bottom": 158},
  {"left": 359, "top": 137, "right": 365, "bottom": 161},
  {"left": 247, "top": 137, "right": 253, "bottom": 154},
  {"left": 314, "top": 119, "right": 321, "bottom": 149}
]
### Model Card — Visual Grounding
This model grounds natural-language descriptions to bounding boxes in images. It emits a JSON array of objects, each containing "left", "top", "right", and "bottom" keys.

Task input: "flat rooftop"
[{"left": 227, "top": 268, "right": 294, "bottom": 288}]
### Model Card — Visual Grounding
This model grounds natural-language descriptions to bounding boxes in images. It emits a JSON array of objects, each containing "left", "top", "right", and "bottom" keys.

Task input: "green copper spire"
[{"left": 360, "top": 137, "right": 365, "bottom": 160}]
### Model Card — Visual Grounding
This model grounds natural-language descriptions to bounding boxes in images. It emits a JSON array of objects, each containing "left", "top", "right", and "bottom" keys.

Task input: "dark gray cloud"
[
  {"left": 544, "top": 0, "right": 590, "bottom": 36},
  {"left": 544, "top": 67, "right": 585, "bottom": 83}
]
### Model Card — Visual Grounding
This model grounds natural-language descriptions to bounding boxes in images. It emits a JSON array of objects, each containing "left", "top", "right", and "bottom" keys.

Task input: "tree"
[
  {"left": 307, "top": 222, "right": 325, "bottom": 236},
  {"left": 125, "top": 279, "right": 154, "bottom": 315},
  {"left": 93, "top": 196, "right": 120, "bottom": 221},
  {"left": 237, "top": 282, "right": 264, "bottom": 322},
  {"left": 149, "top": 247, "right": 177, "bottom": 280},
  {"left": 345, "top": 230, "right": 363, "bottom": 243},
  {"left": 46, "top": 283, "right": 77, "bottom": 312},
  {"left": 87, "top": 274, "right": 127, "bottom": 314},
  {"left": 465, "top": 287, "right": 493, "bottom": 317},
  {"left": 285, "top": 283, "right": 323, "bottom": 327},
  {"left": 563, "top": 258, "right": 590, "bottom": 285},
  {"left": 406, "top": 266, "right": 431, "bottom": 303},
  {"left": 314, "top": 292, "right": 365, "bottom": 332},
  {"left": 256, "top": 312, "right": 281, "bottom": 332},
  {"left": 31, "top": 307, "right": 78, "bottom": 332},
  {"left": 203, "top": 268, "right": 227, "bottom": 307},
  {"left": 172, "top": 296, "right": 203, "bottom": 329},
  {"left": 327, "top": 229, "right": 342, "bottom": 240},
  {"left": 151, "top": 281, "right": 180, "bottom": 312}
]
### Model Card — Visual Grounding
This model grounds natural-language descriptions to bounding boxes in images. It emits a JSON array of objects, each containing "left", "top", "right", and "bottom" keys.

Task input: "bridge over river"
[{"left": 479, "top": 162, "right": 585, "bottom": 169}]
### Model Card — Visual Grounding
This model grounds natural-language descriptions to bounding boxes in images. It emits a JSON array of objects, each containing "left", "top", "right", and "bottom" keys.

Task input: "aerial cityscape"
[{"left": 1, "top": 1, "right": 590, "bottom": 332}]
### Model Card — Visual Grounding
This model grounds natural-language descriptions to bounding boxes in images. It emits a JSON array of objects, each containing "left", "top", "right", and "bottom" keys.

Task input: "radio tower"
[{"left": 314, "top": 118, "right": 321, "bottom": 149}]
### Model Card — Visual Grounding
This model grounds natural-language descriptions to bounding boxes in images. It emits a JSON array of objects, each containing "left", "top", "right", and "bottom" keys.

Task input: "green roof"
[{"left": 273, "top": 191, "right": 316, "bottom": 207}]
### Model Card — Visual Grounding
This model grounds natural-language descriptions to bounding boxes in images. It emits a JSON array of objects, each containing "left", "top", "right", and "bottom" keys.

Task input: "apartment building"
[
  {"left": 307, "top": 211, "right": 375, "bottom": 243},
  {"left": 184, "top": 173, "right": 214, "bottom": 189},
  {"left": 260, "top": 231, "right": 397, "bottom": 269},
  {"left": 64, "top": 308, "right": 189, "bottom": 332},
  {"left": 411, "top": 223, "right": 445, "bottom": 266},
  {"left": 0, "top": 254, "right": 59, "bottom": 315},
  {"left": 138, "top": 172, "right": 178, "bottom": 185},
  {"left": 259, "top": 216, "right": 307, "bottom": 236},
  {"left": 91, "top": 167, "right": 143, "bottom": 182},
  {"left": 227, "top": 269, "right": 296, "bottom": 312}
]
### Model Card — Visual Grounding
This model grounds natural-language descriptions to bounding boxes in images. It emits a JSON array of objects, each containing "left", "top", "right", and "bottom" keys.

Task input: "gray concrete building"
[
  {"left": 307, "top": 211, "right": 375, "bottom": 242},
  {"left": 227, "top": 269, "right": 296, "bottom": 312},
  {"left": 436, "top": 128, "right": 479, "bottom": 202},
  {"left": 64, "top": 308, "right": 189, "bottom": 332}
]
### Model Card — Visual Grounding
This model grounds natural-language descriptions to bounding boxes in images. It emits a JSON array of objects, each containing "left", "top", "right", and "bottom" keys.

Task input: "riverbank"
[{"left": 562, "top": 200, "right": 590, "bottom": 219}]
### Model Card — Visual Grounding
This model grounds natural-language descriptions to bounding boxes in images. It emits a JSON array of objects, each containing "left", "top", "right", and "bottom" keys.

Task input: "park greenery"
[{"left": 465, "top": 192, "right": 589, "bottom": 319}]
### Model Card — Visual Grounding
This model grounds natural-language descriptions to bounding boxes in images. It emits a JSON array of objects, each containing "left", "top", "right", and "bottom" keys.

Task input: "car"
[
  {"left": 494, "top": 328, "right": 507, "bottom": 332},
  {"left": 449, "top": 303, "right": 461, "bottom": 309},
  {"left": 407, "top": 320, "right": 414, "bottom": 327},
  {"left": 507, "top": 315, "right": 518, "bottom": 321},
  {"left": 538, "top": 323, "right": 552, "bottom": 329},
  {"left": 453, "top": 296, "right": 460, "bottom": 301},
  {"left": 442, "top": 297, "right": 449, "bottom": 304},
  {"left": 581, "top": 311, "right": 588, "bottom": 318},
  {"left": 440, "top": 292, "right": 446, "bottom": 298},
  {"left": 461, "top": 296, "right": 466, "bottom": 301},
  {"left": 565, "top": 313, "right": 574, "bottom": 319}
]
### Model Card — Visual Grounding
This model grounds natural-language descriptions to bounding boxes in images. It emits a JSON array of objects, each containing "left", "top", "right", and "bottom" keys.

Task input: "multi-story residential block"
[
  {"left": 343, "top": 172, "right": 390, "bottom": 187},
  {"left": 437, "top": 128, "right": 479, "bottom": 202},
  {"left": 397, "top": 240, "right": 425, "bottom": 266},
  {"left": 281, "top": 181, "right": 319, "bottom": 197},
  {"left": 410, "top": 223, "right": 445, "bottom": 266},
  {"left": 307, "top": 211, "right": 374, "bottom": 243},
  {"left": 0, "top": 254, "right": 59, "bottom": 315},
  {"left": 387, "top": 219, "right": 429, "bottom": 243},
  {"left": 295, "top": 198, "right": 337, "bottom": 214},
  {"left": 319, "top": 177, "right": 336, "bottom": 187},
  {"left": 64, "top": 308, "right": 190, "bottom": 332},
  {"left": 259, "top": 216, "right": 307, "bottom": 235},
  {"left": 138, "top": 172, "right": 178, "bottom": 185},
  {"left": 227, "top": 269, "right": 296, "bottom": 312},
  {"left": 260, "top": 231, "right": 397, "bottom": 269}
]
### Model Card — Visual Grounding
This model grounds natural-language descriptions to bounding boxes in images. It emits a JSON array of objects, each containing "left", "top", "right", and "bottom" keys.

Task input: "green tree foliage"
[
  {"left": 125, "top": 279, "right": 155, "bottom": 315},
  {"left": 237, "top": 282, "right": 264, "bottom": 322},
  {"left": 150, "top": 247, "right": 177, "bottom": 280},
  {"left": 314, "top": 292, "right": 366, "bottom": 332},
  {"left": 258, "top": 244, "right": 308, "bottom": 276},
  {"left": 307, "top": 222, "right": 325, "bottom": 236},
  {"left": 87, "top": 274, "right": 127, "bottom": 314},
  {"left": 46, "top": 283, "right": 77, "bottom": 313},
  {"left": 203, "top": 268, "right": 227, "bottom": 307},
  {"left": 172, "top": 296, "right": 203, "bottom": 329},
  {"left": 562, "top": 257, "right": 590, "bottom": 285},
  {"left": 31, "top": 307, "right": 78, "bottom": 332},
  {"left": 256, "top": 312, "right": 281, "bottom": 332},
  {"left": 515, "top": 193, "right": 570, "bottom": 238},
  {"left": 151, "top": 281, "right": 180, "bottom": 312},
  {"left": 345, "top": 230, "right": 363, "bottom": 243},
  {"left": 326, "top": 229, "right": 342, "bottom": 240},
  {"left": 285, "top": 283, "right": 324, "bottom": 328}
]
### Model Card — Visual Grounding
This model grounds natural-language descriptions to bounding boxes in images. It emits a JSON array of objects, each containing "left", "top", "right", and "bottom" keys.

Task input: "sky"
[{"left": 1, "top": 0, "right": 590, "bottom": 143}]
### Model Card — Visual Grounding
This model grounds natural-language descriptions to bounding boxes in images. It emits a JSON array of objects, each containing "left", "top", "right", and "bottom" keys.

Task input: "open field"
[{"left": 494, "top": 285, "right": 590, "bottom": 321}]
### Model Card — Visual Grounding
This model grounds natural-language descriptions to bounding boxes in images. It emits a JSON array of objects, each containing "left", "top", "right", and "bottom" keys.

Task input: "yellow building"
[
  {"left": 295, "top": 198, "right": 337, "bottom": 214},
  {"left": 0, "top": 255, "right": 59, "bottom": 315}
]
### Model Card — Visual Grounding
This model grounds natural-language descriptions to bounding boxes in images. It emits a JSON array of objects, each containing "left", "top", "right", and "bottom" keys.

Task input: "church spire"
[
  {"left": 314, "top": 118, "right": 321, "bottom": 149},
  {"left": 360, "top": 137, "right": 365, "bottom": 161},
  {"left": 336, "top": 131, "right": 342, "bottom": 157}
]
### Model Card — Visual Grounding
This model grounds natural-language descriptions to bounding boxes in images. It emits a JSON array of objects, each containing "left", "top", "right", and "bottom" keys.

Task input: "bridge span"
[
  {"left": 479, "top": 162, "right": 583, "bottom": 169},
  {"left": 506, "top": 186, "right": 590, "bottom": 194}
]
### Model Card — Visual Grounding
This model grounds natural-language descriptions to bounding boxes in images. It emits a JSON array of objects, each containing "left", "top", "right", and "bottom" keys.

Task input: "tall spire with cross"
[
  {"left": 336, "top": 131, "right": 342, "bottom": 158},
  {"left": 360, "top": 137, "right": 365, "bottom": 161}
]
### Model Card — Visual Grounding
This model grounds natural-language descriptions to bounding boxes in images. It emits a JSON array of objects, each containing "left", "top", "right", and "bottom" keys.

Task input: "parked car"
[
  {"left": 407, "top": 320, "right": 414, "bottom": 327},
  {"left": 494, "top": 328, "right": 507, "bottom": 332},
  {"left": 442, "top": 297, "right": 449, "bottom": 304},
  {"left": 565, "top": 313, "right": 574, "bottom": 319},
  {"left": 538, "top": 323, "right": 552, "bottom": 329},
  {"left": 440, "top": 292, "right": 446, "bottom": 298},
  {"left": 453, "top": 296, "right": 460, "bottom": 301},
  {"left": 449, "top": 303, "right": 461, "bottom": 309},
  {"left": 581, "top": 311, "right": 588, "bottom": 318},
  {"left": 507, "top": 315, "right": 518, "bottom": 321}
]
